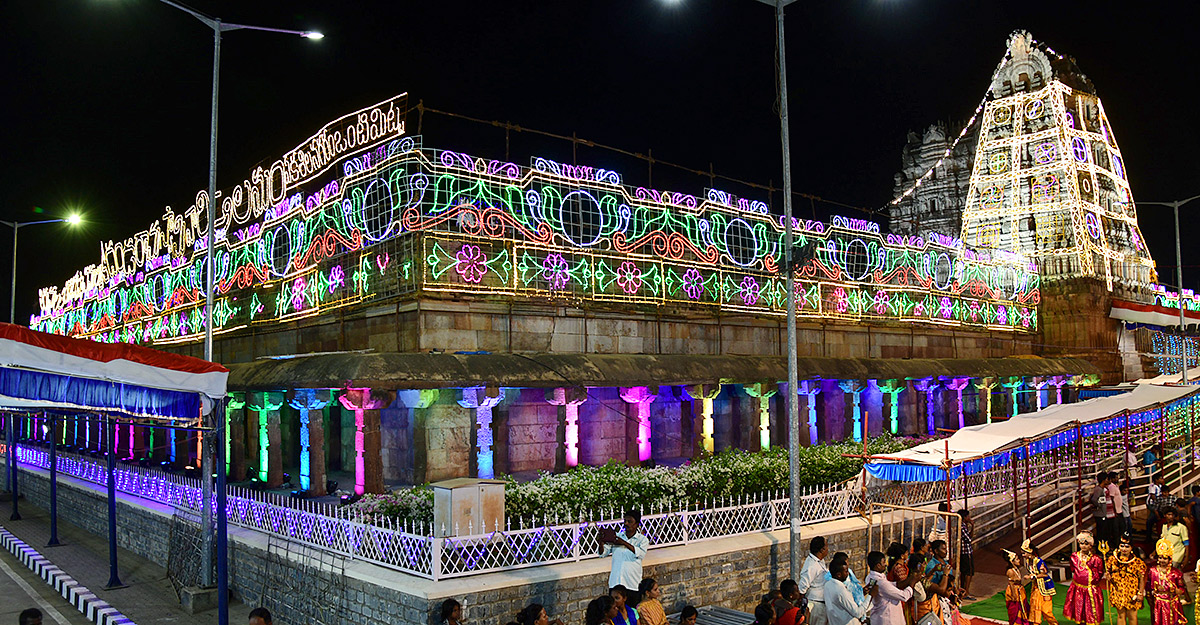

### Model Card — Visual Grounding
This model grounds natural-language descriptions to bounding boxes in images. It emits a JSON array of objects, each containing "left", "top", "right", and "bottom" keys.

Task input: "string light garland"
[{"left": 33, "top": 99, "right": 1043, "bottom": 344}]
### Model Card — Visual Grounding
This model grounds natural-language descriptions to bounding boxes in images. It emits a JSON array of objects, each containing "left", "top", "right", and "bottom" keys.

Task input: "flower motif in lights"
[
  {"left": 914, "top": 300, "right": 927, "bottom": 317},
  {"left": 873, "top": 290, "right": 889, "bottom": 315},
  {"left": 542, "top": 253, "right": 570, "bottom": 291},
  {"left": 1021, "top": 309, "right": 1031, "bottom": 328},
  {"left": 329, "top": 266, "right": 346, "bottom": 293},
  {"left": 616, "top": 261, "right": 642, "bottom": 295},
  {"left": 939, "top": 297, "right": 953, "bottom": 320},
  {"left": 455, "top": 244, "right": 488, "bottom": 284},
  {"left": 738, "top": 276, "right": 760, "bottom": 306},
  {"left": 681, "top": 268, "right": 703, "bottom": 300},
  {"left": 292, "top": 277, "right": 307, "bottom": 311},
  {"left": 833, "top": 287, "right": 849, "bottom": 314},
  {"left": 997, "top": 305, "right": 1008, "bottom": 325}
]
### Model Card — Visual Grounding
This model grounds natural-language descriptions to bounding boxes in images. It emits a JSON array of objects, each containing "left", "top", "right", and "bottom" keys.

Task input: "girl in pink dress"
[
  {"left": 1149, "top": 539, "right": 1189, "bottom": 625},
  {"left": 1063, "top": 531, "right": 1104, "bottom": 625}
]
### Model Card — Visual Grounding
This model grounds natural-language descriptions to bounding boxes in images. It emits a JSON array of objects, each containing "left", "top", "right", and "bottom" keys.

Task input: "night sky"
[{"left": 3, "top": 1, "right": 1198, "bottom": 323}]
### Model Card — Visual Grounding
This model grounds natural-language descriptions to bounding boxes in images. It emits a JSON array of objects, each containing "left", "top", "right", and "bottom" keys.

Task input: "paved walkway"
[
  {"left": 0, "top": 541, "right": 93, "bottom": 625},
  {"left": 0, "top": 502, "right": 246, "bottom": 625}
]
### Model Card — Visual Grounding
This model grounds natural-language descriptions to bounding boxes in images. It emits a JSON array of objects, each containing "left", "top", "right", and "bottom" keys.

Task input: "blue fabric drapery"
[{"left": 0, "top": 367, "right": 199, "bottom": 421}]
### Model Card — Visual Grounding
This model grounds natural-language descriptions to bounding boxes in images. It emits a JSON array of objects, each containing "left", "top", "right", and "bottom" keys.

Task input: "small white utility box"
[{"left": 431, "top": 478, "right": 505, "bottom": 537}]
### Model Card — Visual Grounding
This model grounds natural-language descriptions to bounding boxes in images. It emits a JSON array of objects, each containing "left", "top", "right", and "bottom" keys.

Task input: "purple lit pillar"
[
  {"left": 797, "top": 380, "right": 822, "bottom": 445},
  {"left": 547, "top": 386, "right": 587, "bottom": 471},
  {"left": 944, "top": 377, "right": 971, "bottom": 429},
  {"left": 339, "top": 388, "right": 391, "bottom": 495},
  {"left": 620, "top": 387, "right": 658, "bottom": 463}
]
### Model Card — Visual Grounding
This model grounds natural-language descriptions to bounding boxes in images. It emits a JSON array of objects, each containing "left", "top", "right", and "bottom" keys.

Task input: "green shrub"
[{"left": 348, "top": 434, "right": 931, "bottom": 526}]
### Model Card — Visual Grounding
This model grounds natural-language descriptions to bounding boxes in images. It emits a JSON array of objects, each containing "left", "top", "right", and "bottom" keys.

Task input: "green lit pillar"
[{"left": 225, "top": 392, "right": 246, "bottom": 478}]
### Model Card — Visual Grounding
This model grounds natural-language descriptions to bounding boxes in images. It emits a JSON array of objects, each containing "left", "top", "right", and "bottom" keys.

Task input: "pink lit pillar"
[
  {"left": 547, "top": 387, "right": 587, "bottom": 470},
  {"left": 944, "top": 377, "right": 970, "bottom": 429},
  {"left": 1050, "top": 375, "right": 1067, "bottom": 405},
  {"left": 339, "top": 388, "right": 391, "bottom": 495},
  {"left": 459, "top": 386, "right": 506, "bottom": 479},
  {"left": 620, "top": 387, "right": 658, "bottom": 463}
]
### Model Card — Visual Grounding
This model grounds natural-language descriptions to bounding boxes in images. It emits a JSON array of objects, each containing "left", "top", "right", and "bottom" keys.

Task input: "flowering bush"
[{"left": 348, "top": 434, "right": 931, "bottom": 526}]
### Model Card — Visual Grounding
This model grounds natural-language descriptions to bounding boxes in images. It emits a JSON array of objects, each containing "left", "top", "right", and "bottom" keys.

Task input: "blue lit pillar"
[
  {"left": 288, "top": 389, "right": 331, "bottom": 494},
  {"left": 838, "top": 380, "right": 867, "bottom": 442},
  {"left": 877, "top": 379, "right": 905, "bottom": 435},
  {"left": 460, "top": 386, "right": 507, "bottom": 478}
]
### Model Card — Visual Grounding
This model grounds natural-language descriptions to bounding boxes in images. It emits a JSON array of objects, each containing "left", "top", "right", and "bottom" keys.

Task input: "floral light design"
[
  {"left": 616, "top": 261, "right": 642, "bottom": 295},
  {"left": 542, "top": 253, "right": 569, "bottom": 291},
  {"left": 455, "top": 244, "right": 487, "bottom": 284}
]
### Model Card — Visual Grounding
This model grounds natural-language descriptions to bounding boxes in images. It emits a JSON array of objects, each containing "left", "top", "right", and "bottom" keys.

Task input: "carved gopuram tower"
[{"left": 960, "top": 31, "right": 1157, "bottom": 382}]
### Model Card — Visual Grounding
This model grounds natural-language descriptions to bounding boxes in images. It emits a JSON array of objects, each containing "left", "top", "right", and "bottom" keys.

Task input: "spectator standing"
[
  {"left": 798, "top": 537, "right": 830, "bottom": 625},
  {"left": 1105, "top": 472, "right": 1123, "bottom": 549},
  {"left": 637, "top": 580, "right": 667, "bottom": 625},
  {"left": 1148, "top": 474, "right": 1167, "bottom": 538},
  {"left": 867, "top": 551, "right": 913, "bottom": 625},
  {"left": 929, "top": 504, "right": 949, "bottom": 543},
  {"left": 825, "top": 552, "right": 865, "bottom": 609},
  {"left": 916, "top": 540, "right": 954, "bottom": 623},
  {"left": 1160, "top": 508, "right": 1190, "bottom": 569},
  {"left": 1088, "top": 472, "right": 1110, "bottom": 547},
  {"left": 600, "top": 510, "right": 649, "bottom": 590},
  {"left": 1188, "top": 486, "right": 1200, "bottom": 535},
  {"left": 1119, "top": 481, "right": 1133, "bottom": 537},
  {"left": 824, "top": 559, "right": 870, "bottom": 625},
  {"left": 959, "top": 509, "right": 976, "bottom": 600},
  {"left": 1144, "top": 444, "right": 1163, "bottom": 478}
]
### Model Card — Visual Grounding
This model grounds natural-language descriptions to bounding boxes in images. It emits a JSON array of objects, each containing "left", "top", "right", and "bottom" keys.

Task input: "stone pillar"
[
  {"left": 975, "top": 377, "right": 997, "bottom": 424},
  {"left": 620, "top": 387, "right": 658, "bottom": 463},
  {"left": 225, "top": 392, "right": 246, "bottom": 479},
  {"left": 745, "top": 382, "right": 777, "bottom": 450},
  {"left": 289, "top": 389, "right": 332, "bottom": 495},
  {"left": 837, "top": 380, "right": 867, "bottom": 442},
  {"left": 795, "top": 380, "right": 821, "bottom": 445},
  {"left": 684, "top": 384, "right": 722, "bottom": 455},
  {"left": 876, "top": 379, "right": 904, "bottom": 435},
  {"left": 547, "top": 387, "right": 587, "bottom": 471},
  {"left": 1050, "top": 375, "right": 1067, "bottom": 405},
  {"left": 339, "top": 387, "right": 392, "bottom": 495},
  {"left": 912, "top": 378, "right": 941, "bottom": 435},
  {"left": 943, "top": 377, "right": 970, "bottom": 429},
  {"left": 248, "top": 391, "right": 285, "bottom": 486},
  {"left": 1001, "top": 377, "right": 1024, "bottom": 419},
  {"left": 395, "top": 389, "right": 440, "bottom": 485},
  {"left": 1030, "top": 376, "right": 1050, "bottom": 411},
  {"left": 458, "top": 386, "right": 505, "bottom": 479}
]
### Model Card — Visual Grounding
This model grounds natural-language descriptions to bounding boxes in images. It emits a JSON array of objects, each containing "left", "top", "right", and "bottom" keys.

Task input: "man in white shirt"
[
  {"left": 600, "top": 509, "right": 649, "bottom": 590},
  {"left": 866, "top": 551, "right": 913, "bottom": 625},
  {"left": 797, "top": 536, "right": 830, "bottom": 625},
  {"left": 824, "top": 559, "right": 869, "bottom": 625}
]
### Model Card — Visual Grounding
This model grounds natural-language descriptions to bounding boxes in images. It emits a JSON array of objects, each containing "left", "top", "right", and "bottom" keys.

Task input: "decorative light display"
[
  {"left": 960, "top": 32, "right": 1155, "bottom": 290},
  {"left": 1150, "top": 331, "right": 1200, "bottom": 375},
  {"left": 33, "top": 96, "right": 1040, "bottom": 343},
  {"left": 459, "top": 387, "right": 505, "bottom": 479},
  {"left": 620, "top": 387, "right": 656, "bottom": 462}
]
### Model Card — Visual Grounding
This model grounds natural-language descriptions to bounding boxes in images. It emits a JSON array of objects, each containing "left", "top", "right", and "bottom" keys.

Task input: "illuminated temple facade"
[{"left": 31, "top": 93, "right": 1098, "bottom": 493}]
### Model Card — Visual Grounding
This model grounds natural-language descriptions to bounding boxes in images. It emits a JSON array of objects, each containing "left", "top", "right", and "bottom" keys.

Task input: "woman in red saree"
[{"left": 1062, "top": 531, "right": 1104, "bottom": 625}]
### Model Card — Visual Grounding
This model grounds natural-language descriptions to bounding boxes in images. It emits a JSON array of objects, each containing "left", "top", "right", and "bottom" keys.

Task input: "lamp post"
[
  {"left": 749, "top": 0, "right": 802, "bottom": 580},
  {"left": 133, "top": 4, "right": 319, "bottom": 622},
  {"left": 1, "top": 215, "right": 82, "bottom": 324},
  {"left": 1140, "top": 194, "right": 1200, "bottom": 384}
]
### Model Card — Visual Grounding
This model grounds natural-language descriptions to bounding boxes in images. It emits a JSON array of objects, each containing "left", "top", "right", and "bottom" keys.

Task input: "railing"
[{"left": 0, "top": 442, "right": 862, "bottom": 580}]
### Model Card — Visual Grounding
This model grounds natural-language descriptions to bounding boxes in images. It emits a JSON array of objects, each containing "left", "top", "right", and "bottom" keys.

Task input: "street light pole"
[
  {"left": 140, "top": 4, "right": 320, "bottom": 618},
  {"left": 1, "top": 217, "right": 81, "bottom": 325},
  {"left": 1140, "top": 194, "right": 1200, "bottom": 384},
  {"left": 755, "top": 0, "right": 801, "bottom": 580}
]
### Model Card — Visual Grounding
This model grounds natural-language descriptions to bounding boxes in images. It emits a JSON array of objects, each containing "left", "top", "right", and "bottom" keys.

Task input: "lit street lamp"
[
  {"left": 1139, "top": 194, "right": 1200, "bottom": 384},
  {"left": 130, "top": 3, "right": 320, "bottom": 622},
  {"left": 1, "top": 214, "right": 83, "bottom": 324}
]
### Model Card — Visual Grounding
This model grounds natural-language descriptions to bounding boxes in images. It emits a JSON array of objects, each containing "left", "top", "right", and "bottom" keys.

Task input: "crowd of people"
[{"left": 1004, "top": 531, "right": 1196, "bottom": 625}]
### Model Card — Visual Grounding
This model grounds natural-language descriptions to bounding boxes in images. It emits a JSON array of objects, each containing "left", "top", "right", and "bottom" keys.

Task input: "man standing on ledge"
[
  {"left": 601, "top": 509, "right": 649, "bottom": 590},
  {"left": 798, "top": 536, "right": 830, "bottom": 625}
]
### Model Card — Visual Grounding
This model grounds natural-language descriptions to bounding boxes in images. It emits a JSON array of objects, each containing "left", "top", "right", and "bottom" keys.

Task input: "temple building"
[
  {"left": 889, "top": 120, "right": 975, "bottom": 238},
  {"left": 32, "top": 92, "right": 1096, "bottom": 494}
]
